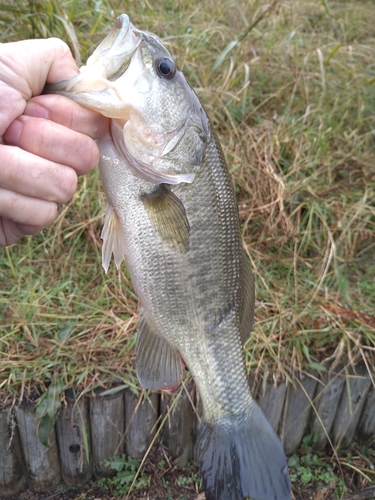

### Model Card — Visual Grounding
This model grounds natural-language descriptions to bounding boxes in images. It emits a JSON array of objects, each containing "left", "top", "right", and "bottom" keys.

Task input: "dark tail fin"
[{"left": 199, "top": 404, "right": 291, "bottom": 500}]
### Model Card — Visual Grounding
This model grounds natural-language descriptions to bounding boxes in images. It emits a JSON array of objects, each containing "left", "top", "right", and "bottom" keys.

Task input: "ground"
[{"left": 3, "top": 442, "right": 375, "bottom": 500}]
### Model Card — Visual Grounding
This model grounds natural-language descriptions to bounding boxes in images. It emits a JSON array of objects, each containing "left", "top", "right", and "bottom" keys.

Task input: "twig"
[
  {"left": 343, "top": 488, "right": 375, "bottom": 500},
  {"left": 237, "top": 0, "right": 281, "bottom": 45},
  {"left": 212, "top": 0, "right": 281, "bottom": 72}
]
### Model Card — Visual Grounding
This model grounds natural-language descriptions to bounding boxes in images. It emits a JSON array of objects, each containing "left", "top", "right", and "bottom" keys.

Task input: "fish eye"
[{"left": 155, "top": 57, "right": 176, "bottom": 79}]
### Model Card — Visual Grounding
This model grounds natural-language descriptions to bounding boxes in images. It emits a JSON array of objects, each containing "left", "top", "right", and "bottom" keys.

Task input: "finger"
[
  {"left": 0, "top": 218, "right": 42, "bottom": 247},
  {"left": 4, "top": 115, "right": 100, "bottom": 175},
  {"left": 0, "top": 38, "right": 79, "bottom": 99},
  {"left": 0, "top": 144, "right": 77, "bottom": 203},
  {"left": 24, "top": 94, "right": 109, "bottom": 139},
  {"left": 0, "top": 187, "right": 58, "bottom": 228}
]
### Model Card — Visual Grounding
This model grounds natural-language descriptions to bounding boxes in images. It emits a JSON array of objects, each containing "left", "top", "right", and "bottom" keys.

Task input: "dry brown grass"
[{"left": 0, "top": 0, "right": 374, "bottom": 402}]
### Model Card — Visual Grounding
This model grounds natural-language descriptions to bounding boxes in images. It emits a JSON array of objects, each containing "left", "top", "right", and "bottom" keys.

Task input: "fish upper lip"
[
  {"left": 83, "top": 14, "right": 143, "bottom": 81},
  {"left": 117, "top": 19, "right": 143, "bottom": 68}
]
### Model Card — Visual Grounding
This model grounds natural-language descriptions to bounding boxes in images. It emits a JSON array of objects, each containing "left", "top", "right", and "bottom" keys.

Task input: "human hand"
[{"left": 0, "top": 38, "right": 109, "bottom": 246}]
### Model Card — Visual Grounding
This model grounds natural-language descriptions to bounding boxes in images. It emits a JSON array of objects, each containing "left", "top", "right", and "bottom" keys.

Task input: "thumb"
[{"left": 0, "top": 38, "right": 79, "bottom": 100}]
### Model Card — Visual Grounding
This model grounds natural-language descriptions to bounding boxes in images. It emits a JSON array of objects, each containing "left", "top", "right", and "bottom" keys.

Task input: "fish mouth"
[
  {"left": 86, "top": 14, "right": 142, "bottom": 82},
  {"left": 44, "top": 14, "right": 142, "bottom": 94}
]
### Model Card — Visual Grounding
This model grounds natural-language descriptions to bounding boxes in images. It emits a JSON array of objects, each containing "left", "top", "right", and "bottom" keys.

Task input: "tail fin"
[{"left": 199, "top": 404, "right": 291, "bottom": 500}]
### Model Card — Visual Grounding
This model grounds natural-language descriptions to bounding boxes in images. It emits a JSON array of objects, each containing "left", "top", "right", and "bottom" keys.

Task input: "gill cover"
[{"left": 45, "top": 14, "right": 210, "bottom": 185}]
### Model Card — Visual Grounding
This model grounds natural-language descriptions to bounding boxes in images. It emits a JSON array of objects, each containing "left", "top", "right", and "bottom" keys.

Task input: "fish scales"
[
  {"left": 107, "top": 130, "right": 245, "bottom": 410},
  {"left": 46, "top": 14, "right": 291, "bottom": 500}
]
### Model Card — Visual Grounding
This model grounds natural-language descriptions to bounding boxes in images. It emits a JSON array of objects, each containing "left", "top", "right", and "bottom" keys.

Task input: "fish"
[{"left": 46, "top": 14, "right": 291, "bottom": 500}]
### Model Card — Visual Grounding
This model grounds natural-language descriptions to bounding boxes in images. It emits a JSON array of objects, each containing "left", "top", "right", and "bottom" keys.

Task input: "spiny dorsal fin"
[
  {"left": 240, "top": 252, "right": 255, "bottom": 345},
  {"left": 141, "top": 184, "right": 190, "bottom": 253},
  {"left": 136, "top": 312, "right": 185, "bottom": 391},
  {"left": 101, "top": 203, "right": 126, "bottom": 273}
]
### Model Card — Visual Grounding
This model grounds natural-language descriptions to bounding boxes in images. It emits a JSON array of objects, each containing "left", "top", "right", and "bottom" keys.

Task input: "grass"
[{"left": 0, "top": 0, "right": 374, "bottom": 418}]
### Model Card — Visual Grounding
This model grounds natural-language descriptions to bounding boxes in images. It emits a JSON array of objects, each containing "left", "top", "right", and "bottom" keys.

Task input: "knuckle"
[
  {"left": 30, "top": 119, "right": 50, "bottom": 153},
  {"left": 44, "top": 203, "right": 58, "bottom": 225},
  {"left": 9, "top": 191, "right": 26, "bottom": 214},
  {"left": 89, "top": 114, "right": 109, "bottom": 139},
  {"left": 18, "top": 117, "right": 54, "bottom": 159},
  {"left": 75, "top": 135, "right": 99, "bottom": 174},
  {"left": 3, "top": 191, "right": 57, "bottom": 228},
  {"left": 48, "top": 37, "right": 71, "bottom": 58},
  {"left": 85, "top": 140, "right": 100, "bottom": 169},
  {"left": 59, "top": 167, "right": 77, "bottom": 201}
]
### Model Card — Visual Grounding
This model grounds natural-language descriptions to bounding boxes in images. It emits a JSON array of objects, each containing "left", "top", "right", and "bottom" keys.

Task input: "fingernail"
[{"left": 24, "top": 102, "right": 49, "bottom": 119}]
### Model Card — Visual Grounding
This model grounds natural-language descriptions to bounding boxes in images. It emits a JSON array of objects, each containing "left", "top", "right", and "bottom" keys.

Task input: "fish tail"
[{"left": 199, "top": 404, "right": 291, "bottom": 500}]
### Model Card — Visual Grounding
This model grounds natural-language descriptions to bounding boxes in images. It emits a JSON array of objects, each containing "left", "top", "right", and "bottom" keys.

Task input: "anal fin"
[{"left": 135, "top": 313, "right": 185, "bottom": 391}]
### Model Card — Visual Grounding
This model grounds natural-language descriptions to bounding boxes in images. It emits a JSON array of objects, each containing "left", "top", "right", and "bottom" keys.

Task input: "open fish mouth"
[
  {"left": 84, "top": 14, "right": 141, "bottom": 83},
  {"left": 45, "top": 14, "right": 141, "bottom": 94}
]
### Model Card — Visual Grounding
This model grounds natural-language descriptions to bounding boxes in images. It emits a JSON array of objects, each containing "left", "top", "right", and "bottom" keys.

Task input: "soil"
[{"left": 2, "top": 443, "right": 374, "bottom": 500}]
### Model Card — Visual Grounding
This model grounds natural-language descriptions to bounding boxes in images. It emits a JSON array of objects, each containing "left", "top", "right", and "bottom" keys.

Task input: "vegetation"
[
  {"left": 0, "top": 0, "right": 374, "bottom": 496},
  {"left": 98, "top": 454, "right": 149, "bottom": 494},
  {"left": 289, "top": 435, "right": 347, "bottom": 498},
  {"left": 1, "top": 0, "right": 374, "bottom": 398}
]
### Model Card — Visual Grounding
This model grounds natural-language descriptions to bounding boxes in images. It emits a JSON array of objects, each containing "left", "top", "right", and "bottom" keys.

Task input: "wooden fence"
[{"left": 0, "top": 364, "right": 374, "bottom": 497}]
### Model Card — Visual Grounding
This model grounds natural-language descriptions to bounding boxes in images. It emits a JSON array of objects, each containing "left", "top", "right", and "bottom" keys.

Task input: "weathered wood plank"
[
  {"left": 310, "top": 365, "right": 346, "bottom": 450},
  {"left": 281, "top": 375, "right": 317, "bottom": 455},
  {"left": 56, "top": 391, "right": 92, "bottom": 486},
  {"left": 15, "top": 401, "right": 61, "bottom": 493},
  {"left": 1, "top": 366, "right": 373, "bottom": 496},
  {"left": 258, "top": 381, "right": 287, "bottom": 433},
  {"left": 357, "top": 383, "right": 375, "bottom": 441},
  {"left": 89, "top": 388, "right": 125, "bottom": 477},
  {"left": 332, "top": 364, "right": 371, "bottom": 448},
  {"left": 0, "top": 407, "right": 27, "bottom": 497},
  {"left": 160, "top": 386, "right": 194, "bottom": 467},
  {"left": 124, "top": 389, "right": 159, "bottom": 460}
]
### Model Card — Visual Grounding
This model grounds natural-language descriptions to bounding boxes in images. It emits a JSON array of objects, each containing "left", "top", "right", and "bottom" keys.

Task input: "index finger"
[
  {"left": 24, "top": 94, "right": 109, "bottom": 139},
  {"left": 0, "top": 38, "right": 78, "bottom": 98},
  {"left": 0, "top": 38, "right": 79, "bottom": 136}
]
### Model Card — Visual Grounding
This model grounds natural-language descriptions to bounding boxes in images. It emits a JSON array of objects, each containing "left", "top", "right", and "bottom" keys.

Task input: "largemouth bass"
[{"left": 47, "top": 15, "right": 291, "bottom": 500}]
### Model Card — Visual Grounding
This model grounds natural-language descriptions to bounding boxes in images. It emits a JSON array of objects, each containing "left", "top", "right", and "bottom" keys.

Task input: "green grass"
[
  {"left": 0, "top": 0, "right": 374, "bottom": 406},
  {"left": 98, "top": 454, "right": 149, "bottom": 494}
]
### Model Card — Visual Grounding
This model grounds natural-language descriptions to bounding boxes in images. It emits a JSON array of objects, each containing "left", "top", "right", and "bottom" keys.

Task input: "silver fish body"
[{"left": 47, "top": 15, "right": 291, "bottom": 500}]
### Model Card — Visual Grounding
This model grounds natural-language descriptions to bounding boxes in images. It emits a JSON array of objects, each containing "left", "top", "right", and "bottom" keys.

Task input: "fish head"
[{"left": 46, "top": 14, "right": 210, "bottom": 184}]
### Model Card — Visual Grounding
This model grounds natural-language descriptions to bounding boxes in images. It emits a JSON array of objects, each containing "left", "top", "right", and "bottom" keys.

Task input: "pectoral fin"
[
  {"left": 141, "top": 184, "right": 190, "bottom": 253},
  {"left": 135, "top": 313, "right": 185, "bottom": 390},
  {"left": 101, "top": 204, "right": 126, "bottom": 273}
]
